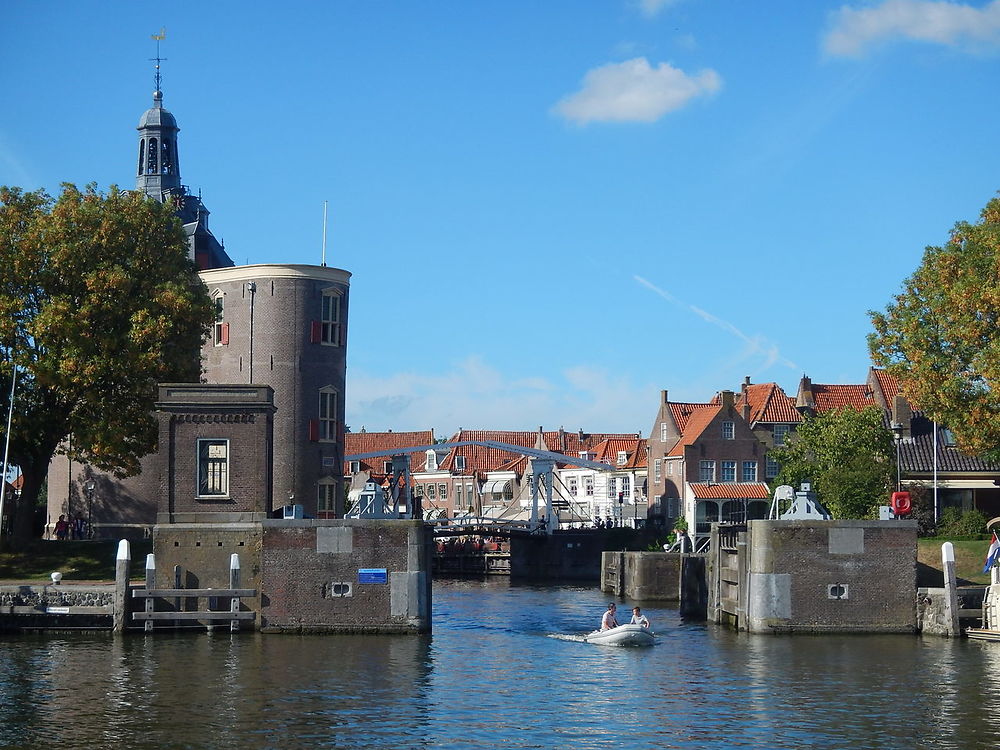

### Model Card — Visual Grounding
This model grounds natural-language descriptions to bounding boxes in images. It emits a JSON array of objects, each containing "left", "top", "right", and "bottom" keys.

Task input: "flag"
[{"left": 983, "top": 533, "right": 1000, "bottom": 574}]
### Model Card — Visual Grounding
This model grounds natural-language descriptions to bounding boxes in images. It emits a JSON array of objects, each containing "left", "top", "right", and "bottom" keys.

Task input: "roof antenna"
[
  {"left": 149, "top": 27, "right": 167, "bottom": 95},
  {"left": 321, "top": 200, "right": 328, "bottom": 266}
]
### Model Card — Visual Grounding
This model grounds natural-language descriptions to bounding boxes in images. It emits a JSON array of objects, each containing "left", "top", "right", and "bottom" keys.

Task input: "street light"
[{"left": 83, "top": 480, "right": 96, "bottom": 540}]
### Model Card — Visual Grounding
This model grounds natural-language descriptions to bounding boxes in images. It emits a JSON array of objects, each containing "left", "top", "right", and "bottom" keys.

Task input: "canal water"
[{"left": 1, "top": 578, "right": 998, "bottom": 749}]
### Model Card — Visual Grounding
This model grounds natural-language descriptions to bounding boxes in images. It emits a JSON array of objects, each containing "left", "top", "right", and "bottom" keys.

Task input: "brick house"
[{"left": 559, "top": 437, "right": 647, "bottom": 527}]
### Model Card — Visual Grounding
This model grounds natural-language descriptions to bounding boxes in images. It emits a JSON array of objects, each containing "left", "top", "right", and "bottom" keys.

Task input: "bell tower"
[{"left": 136, "top": 40, "right": 181, "bottom": 201}]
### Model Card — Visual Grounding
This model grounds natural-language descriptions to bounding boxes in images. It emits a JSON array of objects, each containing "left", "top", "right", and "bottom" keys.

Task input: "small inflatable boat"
[{"left": 584, "top": 623, "right": 655, "bottom": 647}]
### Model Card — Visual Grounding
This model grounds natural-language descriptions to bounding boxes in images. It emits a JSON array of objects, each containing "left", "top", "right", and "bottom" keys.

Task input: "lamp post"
[
  {"left": 890, "top": 422, "right": 903, "bottom": 493},
  {"left": 83, "top": 480, "right": 95, "bottom": 539}
]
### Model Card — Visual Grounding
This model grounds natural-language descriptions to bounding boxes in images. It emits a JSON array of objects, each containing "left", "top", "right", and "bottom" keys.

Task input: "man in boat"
[
  {"left": 630, "top": 607, "right": 650, "bottom": 628},
  {"left": 601, "top": 603, "right": 620, "bottom": 630}
]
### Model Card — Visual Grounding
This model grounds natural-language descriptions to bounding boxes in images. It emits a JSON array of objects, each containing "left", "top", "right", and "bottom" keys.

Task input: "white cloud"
[
  {"left": 824, "top": 0, "right": 1000, "bottom": 57},
  {"left": 346, "top": 355, "right": 653, "bottom": 436},
  {"left": 636, "top": 0, "right": 680, "bottom": 18},
  {"left": 634, "top": 274, "right": 799, "bottom": 371},
  {"left": 552, "top": 57, "right": 721, "bottom": 124}
]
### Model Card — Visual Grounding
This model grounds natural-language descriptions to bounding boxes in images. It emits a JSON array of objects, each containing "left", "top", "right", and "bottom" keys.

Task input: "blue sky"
[{"left": 4, "top": 1, "right": 1000, "bottom": 437}]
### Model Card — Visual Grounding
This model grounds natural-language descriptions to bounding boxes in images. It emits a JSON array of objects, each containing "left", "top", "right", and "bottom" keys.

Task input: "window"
[
  {"left": 438, "top": 484, "right": 447, "bottom": 500},
  {"left": 317, "top": 480, "right": 336, "bottom": 513},
  {"left": 742, "top": 461, "right": 758, "bottom": 482},
  {"left": 318, "top": 388, "right": 338, "bottom": 441},
  {"left": 427, "top": 484, "right": 436, "bottom": 500},
  {"left": 457, "top": 483, "right": 464, "bottom": 507},
  {"left": 320, "top": 290, "right": 342, "bottom": 346},
  {"left": 774, "top": 424, "right": 790, "bottom": 446},
  {"left": 415, "top": 484, "right": 424, "bottom": 498},
  {"left": 699, "top": 460, "right": 715, "bottom": 482},
  {"left": 147, "top": 137, "right": 158, "bottom": 173},
  {"left": 654, "top": 458, "right": 662, "bottom": 482},
  {"left": 667, "top": 461, "right": 673, "bottom": 476},
  {"left": 608, "top": 477, "right": 617, "bottom": 499},
  {"left": 197, "top": 439, "right": 228, "bottom": 497},
  {"left": 383, "top": 460, "right": 393, "bottom": 474},
  {"left": 722, "top": 421, "right": 734, "bottom": 440},
  {"left": 941, "top": 428, "right": 957, "bottom": 447},
  {"left": 617, "top": 451, "right": 628, "bottom": 466},
  {"left": 349, "top": 460, "right": 360, "bottom": 473},
  {"left": 621, "top": 476, "right": 631, "bottom": 497},
  {"left": 213, "top": 295, "right": 227, "bottom": 346},
  {"left": 721, "top": 461, "right": 736, "bottom": 483},
  {"left": 425, "top": 449, "right": 437, "bottom": 472},
  {"left": 660, "top": 422, "right": 667, "bottom": 442},
  {"left": 138, "top": 138, "right": 145, "bottom": 175},
  {"left": 585, "top": 476, "right": 595, "bottom": 496},
  {"left": 455, "top": 455, "right": 466, "bottom": 471},
  {"left": 568, "top": 477, "right": 578, "bottom": 496},
  {"left": 765, "top": 454, "right": 779, "bottom": 479}
]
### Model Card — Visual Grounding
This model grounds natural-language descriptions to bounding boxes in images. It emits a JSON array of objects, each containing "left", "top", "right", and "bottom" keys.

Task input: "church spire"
[{"left": 136, "top": 28, "right": 181, "bottom": 200}]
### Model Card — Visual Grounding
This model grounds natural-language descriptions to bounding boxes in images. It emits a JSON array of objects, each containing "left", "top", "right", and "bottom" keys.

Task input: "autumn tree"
[
  {"left": 869, "top": 195, "right": 1000, "bottom": 461},
  {"left": 770, "top": 406, "right": 895, "bottom": 519},
  {"left": 0, "top": 184, "right": 214, "bottom": 547}
]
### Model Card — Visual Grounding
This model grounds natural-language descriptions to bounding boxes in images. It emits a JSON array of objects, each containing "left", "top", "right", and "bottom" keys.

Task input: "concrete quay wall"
[{"left": 0, "top": 583, "right": 116, "bottom": 631}]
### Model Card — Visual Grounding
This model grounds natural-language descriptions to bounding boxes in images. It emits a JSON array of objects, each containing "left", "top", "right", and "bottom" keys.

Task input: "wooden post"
[
  {"left": 144, "top": 553, "right": 155, "bottom": 632},
  {"left": 113, "top": 539, "right": 131, "bottom": 633},
  {"left": 174, "top": 565, "right": 182, "bottom": 628},
  {"left": 230, "top": 554, "right": 241, "bottom": 632}
]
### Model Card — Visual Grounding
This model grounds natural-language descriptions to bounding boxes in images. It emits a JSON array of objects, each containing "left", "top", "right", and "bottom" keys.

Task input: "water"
[{"left": 1, "top": 579, "right": 998, "bottom": 749}]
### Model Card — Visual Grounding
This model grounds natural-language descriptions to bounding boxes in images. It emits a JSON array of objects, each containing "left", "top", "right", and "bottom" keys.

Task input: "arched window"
[
  {"left": 161, "top": 139, "right": 173, "bottom": 175},
  {"left": 147, "top": 138, "right": 158, "bottom": 174},
  {"left": 138, "top": 139, "right": 145, "bottom": 176}
]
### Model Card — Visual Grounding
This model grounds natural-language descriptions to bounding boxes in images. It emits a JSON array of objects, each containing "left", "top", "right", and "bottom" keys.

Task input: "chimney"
[
  {"left": 892, "top": 395, "right": 912, "bottom": 439},
  {"left": 720, "top": 390, "right": 735, "bottom": 410},
  {"left": 742, "top": 402, "right": 751, "bottom": 421},
  {"left": 578, "top": 428, "right": 584, "bottom": 442},
  {"left": 796, "top": 375, "right": 815, "bottom": 413},
  {"left": 742, "top": 376, "right": 751, "bottom": 395},
  {"left": 661, "top": 389, "right": 669, "bottom": 405}
]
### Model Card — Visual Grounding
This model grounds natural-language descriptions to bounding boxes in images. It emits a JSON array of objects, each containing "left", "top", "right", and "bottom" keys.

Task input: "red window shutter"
[
  {"left": 221, "top": 322, "right": 229, "bottom": 345},
  {"left": 310, "top": 321, "right": 322, "bottom": 343},
  {"left": 308, "top": 419, "right": 319, "bottom": 442}
]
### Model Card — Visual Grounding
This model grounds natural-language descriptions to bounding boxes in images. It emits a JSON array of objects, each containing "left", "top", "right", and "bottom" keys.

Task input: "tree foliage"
[
  {"left": 770, "top": 406, "right": 895, "bottom": 519},
  {"left": 869, "top": 195, "right": 1000, "bottom": 461},
  {"left": 0, "top": 184, "right": 214, "bottom": 546}
]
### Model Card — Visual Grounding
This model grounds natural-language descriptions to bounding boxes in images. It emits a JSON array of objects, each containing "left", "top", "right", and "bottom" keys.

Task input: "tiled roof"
[
  {"left": 737, "top": 383, "right": 801, "bottom": 424},
  {"left": 689, "top": 482, "right": 772, "bottom": 499},
  {"left": 811, "top": 384, "right": 875, "bottom": 413},
  {"left": 590, "top": 438, "right": 648, "bottom": 470},
  {"left": 871, "top": 368, "right": 901, "bottom": 407},
  {"left": 668, "top": 402, "right": 717, "bottom": 432},
  {"left": 898, "top": 416, "right": 1000, "bottom": 474},
  {"left": 344, "top": 430, "right": 434, "bottom": 474},
  {"left": 667, "top": 405, "right": 723, "bottom": 457}
]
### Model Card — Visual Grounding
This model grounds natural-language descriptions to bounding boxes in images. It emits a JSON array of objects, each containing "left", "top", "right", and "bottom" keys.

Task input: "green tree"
[
  {"left": 0, "top": 184, "right": 214, "bottom": 547},
  {"left": 869, "top": 195, "right": 1000, "bottom": 461},
  {"left": 770, "top": 406, "right": 895, "bottom": 519}
]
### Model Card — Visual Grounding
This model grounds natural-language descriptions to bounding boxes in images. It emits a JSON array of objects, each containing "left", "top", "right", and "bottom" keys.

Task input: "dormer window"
[
  {"left": 349, "top": 460, "right": 360, "bottom": 473},
  {"left": 383, "top": 460, "right": 393, "bottom": 474},
  {"left": 426, "top": 449, "right": 437, "bottom": 472},
  {"left": 941, "top": 428, "right": 957, "bottom": 447},
  {"left": 455, "top": 455, "right": 466, "bottom": 471},
  {"left": 617, "top": 451, "right": 628, "bottom": 466}
]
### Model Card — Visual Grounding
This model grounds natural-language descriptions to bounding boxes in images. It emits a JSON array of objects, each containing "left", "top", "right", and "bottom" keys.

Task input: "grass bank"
[
  {"left": 917, "top": 537, "right": 990, "bottom": 586},
  {"left": 0, "top": 539, "right": 153, "bottom": 583}
]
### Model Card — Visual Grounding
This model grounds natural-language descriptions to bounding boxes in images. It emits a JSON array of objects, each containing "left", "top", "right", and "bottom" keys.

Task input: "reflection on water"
[{"left": 0, "top": 578, "right": 998, "bottom": 749}]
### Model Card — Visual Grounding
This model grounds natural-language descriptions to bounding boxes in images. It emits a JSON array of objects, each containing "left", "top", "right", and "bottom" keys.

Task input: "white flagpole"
[{"left": 0, "top": 363, "right": 17, "bottom": 537}]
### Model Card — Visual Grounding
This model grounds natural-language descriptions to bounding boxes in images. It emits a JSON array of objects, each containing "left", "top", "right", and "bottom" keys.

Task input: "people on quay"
[
  {"left": 54, "top": 514, "right": 70, "bottom": 540},
  {"left": 601, "top": 602, "right": 620, "bottom": 631},
  {"left": 72, "top": 514, "right": 86, "bottom": 540},
  {"left": 630, "top": 606, "right": 650, "bottom": 629}
]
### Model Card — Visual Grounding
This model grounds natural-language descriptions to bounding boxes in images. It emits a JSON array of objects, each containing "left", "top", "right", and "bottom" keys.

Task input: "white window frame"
[
  {"left": 617, "top": 451, "right": 628, "bottom": 466},
  {"left": 766, "top": 454, "right": 779, "bottom": 479},
  {"left": 320, "top": 289, "right": 343, "bottom": 346},
  {"left": 722, "top": 421, "right": 734, "bottom": 440},
  {"left": 568, "top": 476, "right": 578, "bottom": 496},
  {"left": 654, "top": 458, "right": 662, "bottom": 482},
  {"left": 425, "top": 449, "right": 437, "bottom": 472},
  {"left": 585, "top": 476, "right": 595, "bottom": 496},
  {"left": 213, "top": 292, "right": 225, "bottom": 346},
  {"left": 774, "top": 424, "right": 790, "bottom": 446},
  {"left": 660, "top": 422, "right": 667, "bottom": 442},
  {"left": 721, "top": 460, "right": 736, "bottom": 483},
  {"left": 438, "top": 483, "right": 448, "bottom": 501},
  {"left": 455, "top": 455, "right": 466, "bottom": 471},
  {"left": 699, "top": 460, "right": 715, "bottom": 482},
  {"left": 742, "top": 461, "right": 758, "bottom": 482},
  {"left": 318, "top": 387, "right": 338, "bottom": 442},
  {"left": 349, "top": 460, "right": 360, "bottom": 473},
  {"left": 197, "top": 438, "right": 229, "bottom": 498}
]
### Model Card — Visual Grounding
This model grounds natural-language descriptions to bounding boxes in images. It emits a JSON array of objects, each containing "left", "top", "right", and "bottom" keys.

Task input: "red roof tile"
[
  {"left": 737, "top": 383, "right": 801, "bottom": 424},
  {"left": 668, "top": 402, "right": 717, "bottom": 432},
  {"left": 871, "top": 368, "right": 901, "bottom": 406},
  {"left": 811, "top": 384, "right": 875, "bottom": 413},
  {"left": 344, "top": 430, "right": 435, "bottom": 474},
  {"left": 667, "top": 405, "right": 723, "bottom": 457},
  {"left": 689, "top": 483, "right": 771, "bottom": 499}
]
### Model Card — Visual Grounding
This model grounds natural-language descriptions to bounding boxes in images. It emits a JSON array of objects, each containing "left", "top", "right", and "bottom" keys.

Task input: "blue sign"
[{"left": 358, "top": 568, "right": 388, "bottom": 584}]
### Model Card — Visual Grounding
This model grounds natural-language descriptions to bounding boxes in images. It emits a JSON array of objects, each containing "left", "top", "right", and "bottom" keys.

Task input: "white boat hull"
[{"left": 584, "top": 623, "right": 654, "bottom": 647}]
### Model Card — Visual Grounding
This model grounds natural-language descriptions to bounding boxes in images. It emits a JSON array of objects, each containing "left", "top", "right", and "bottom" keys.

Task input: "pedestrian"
[
  {"left": 72, "top": 515, "right": 86, "bottom": 540},
  {"left": 54, "top": 514, "right": 70, "bottom": 541}
]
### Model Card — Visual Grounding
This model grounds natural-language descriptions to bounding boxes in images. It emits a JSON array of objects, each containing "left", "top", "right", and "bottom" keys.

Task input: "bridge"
[{"left": 343, "top": 438, "right": 619, "bottom": 535}]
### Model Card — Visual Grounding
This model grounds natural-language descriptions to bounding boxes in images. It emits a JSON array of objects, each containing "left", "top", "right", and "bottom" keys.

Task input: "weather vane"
[{"left": 150, "top": 27, "right": 167, "bottom": 93}]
